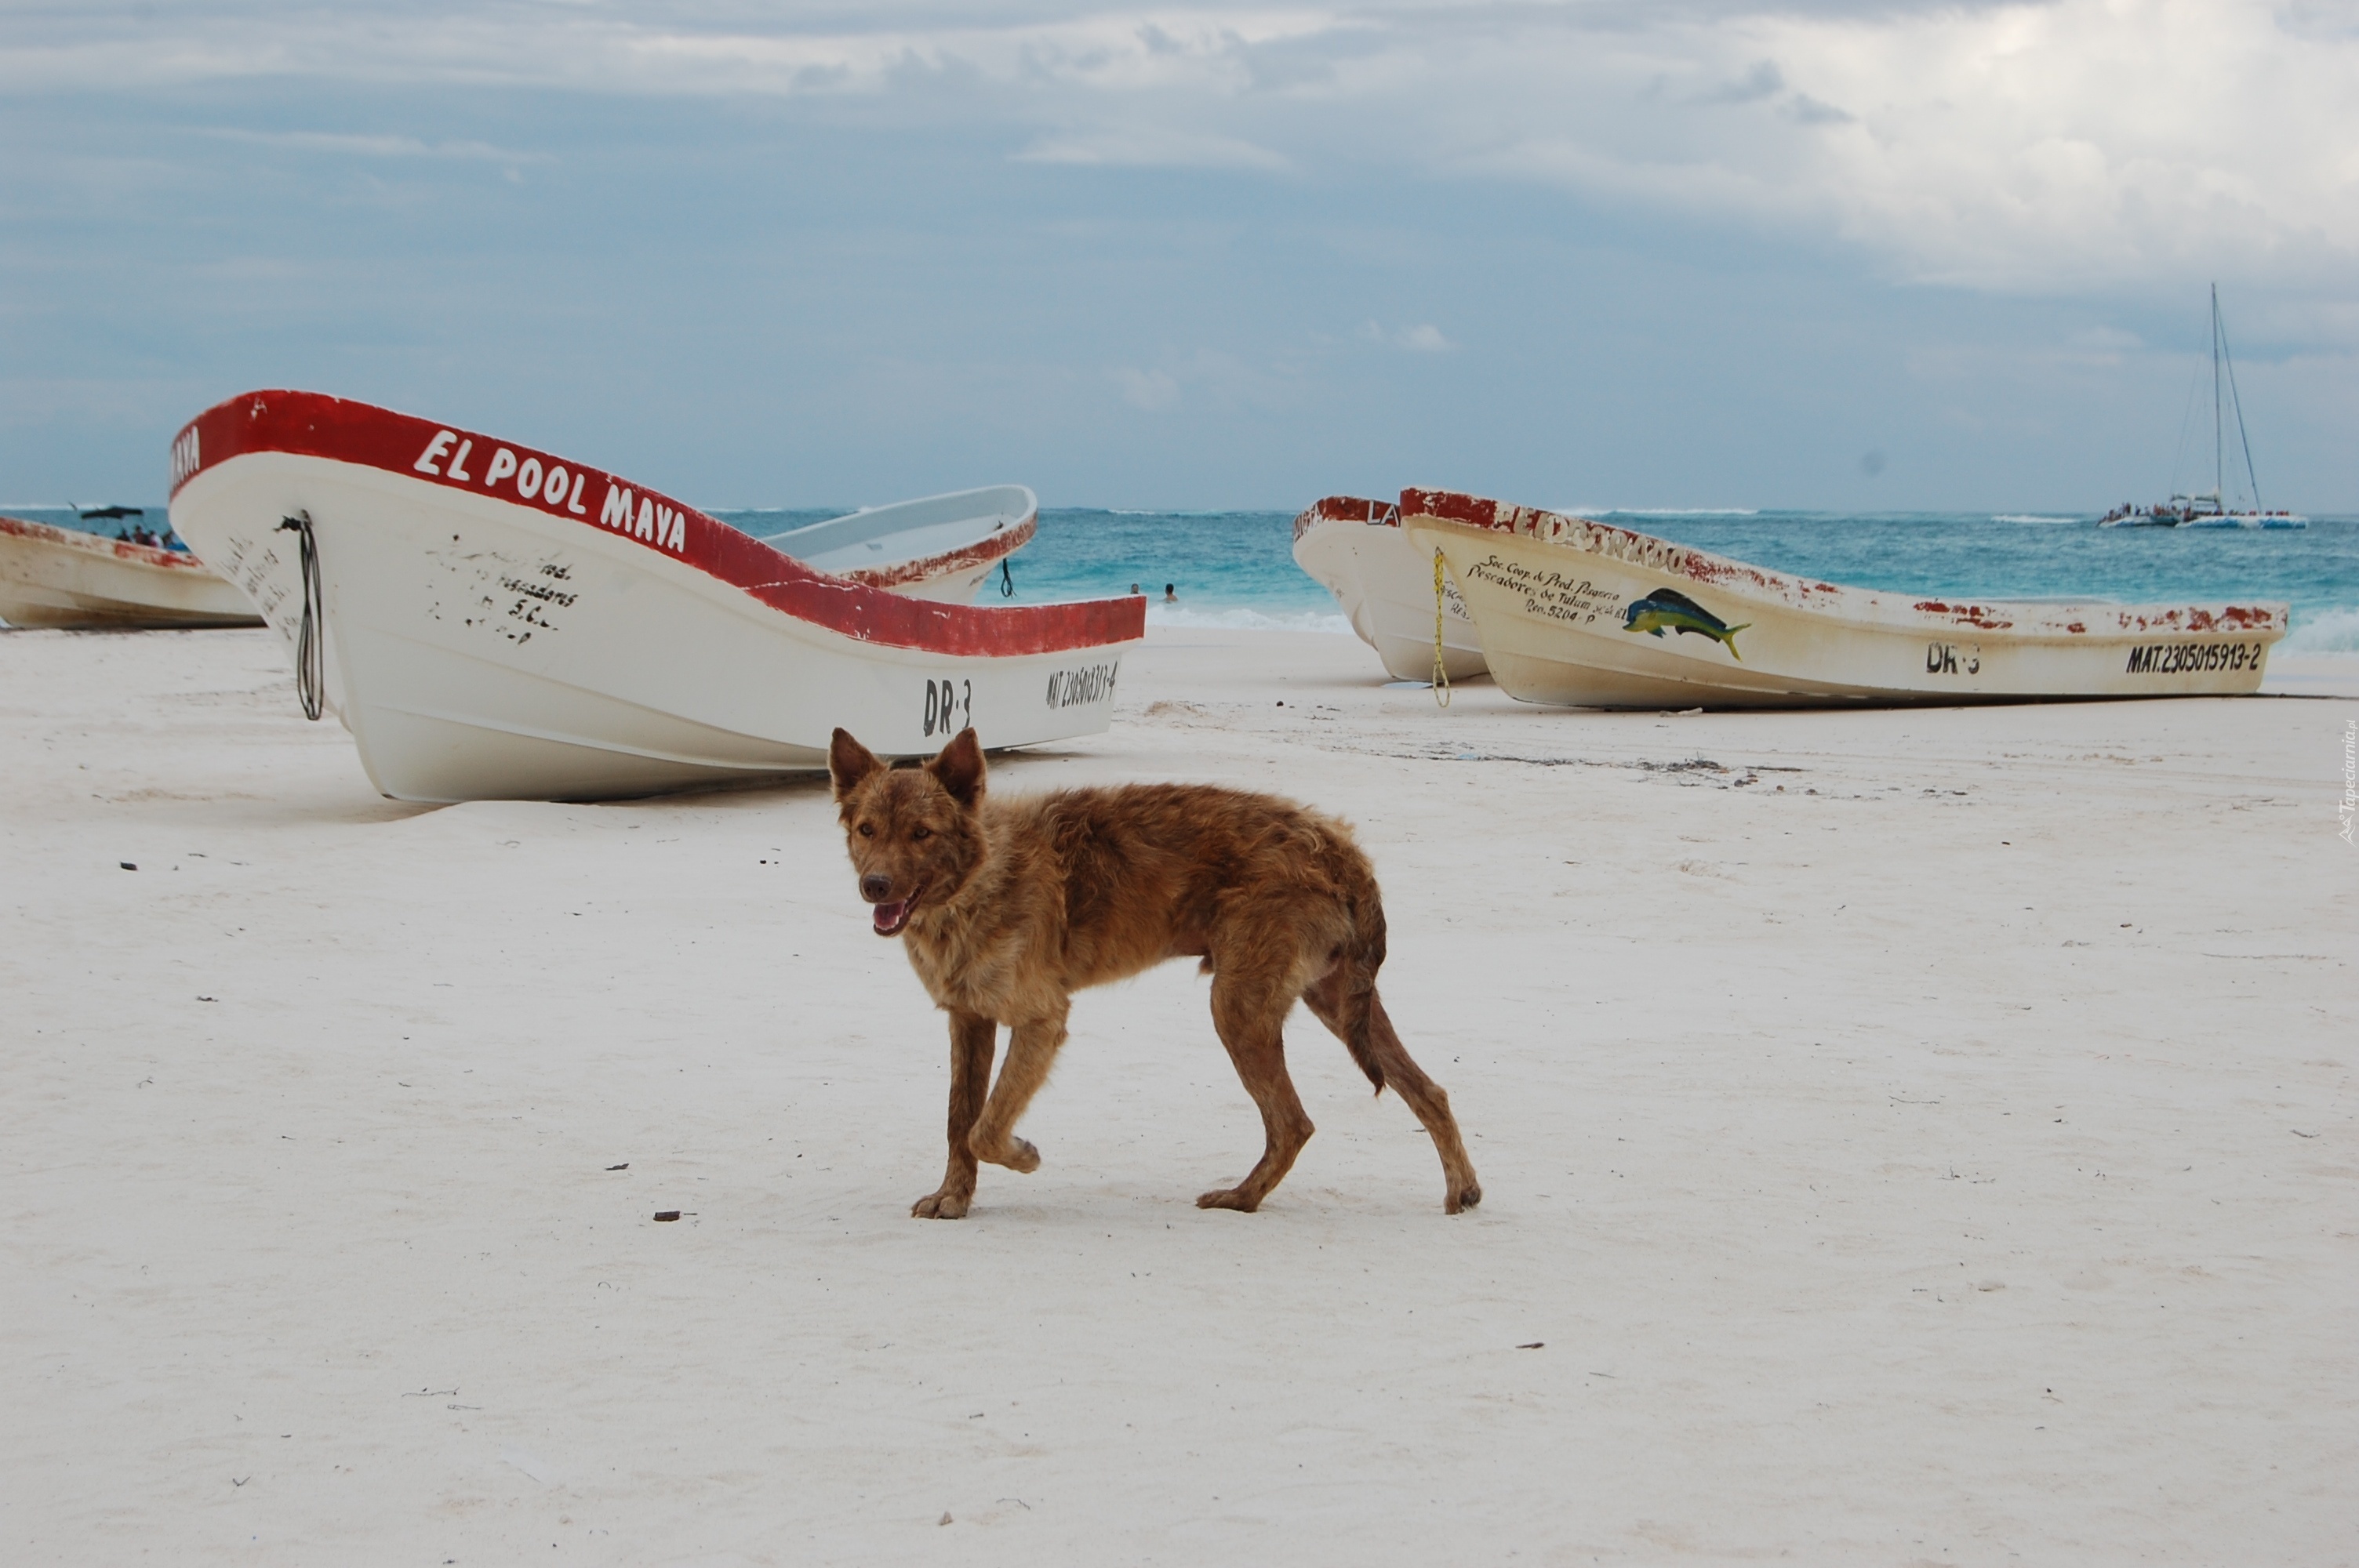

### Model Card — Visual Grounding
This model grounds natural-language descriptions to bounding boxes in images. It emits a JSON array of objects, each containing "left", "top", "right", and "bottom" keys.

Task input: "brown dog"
[{"left": 828, "top": 725, "right": 1481, "bottom": 1218}]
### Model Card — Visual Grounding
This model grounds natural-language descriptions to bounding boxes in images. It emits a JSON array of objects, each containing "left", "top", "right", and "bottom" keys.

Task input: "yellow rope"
[{"left": 1431, "top": 547, "right": 1452, "bottom": 709}]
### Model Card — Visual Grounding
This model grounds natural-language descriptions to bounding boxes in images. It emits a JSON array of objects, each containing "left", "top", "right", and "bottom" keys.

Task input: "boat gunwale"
[
  {"left": 839, "top": 514, "right": 1037, "bottom": 592},
  {"left": 1401, "top": 488, "right": 2289, "bottom": 642},
  {"left": 0, "top": 514, "right": 216, "bottom": 573},
  {"left": 1292, "top": 495, "right": 1401, "bottom": 543}
]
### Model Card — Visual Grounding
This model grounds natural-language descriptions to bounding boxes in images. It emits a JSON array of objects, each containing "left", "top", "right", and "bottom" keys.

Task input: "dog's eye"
[
  {"left": 857, "top": 822, "right": 874, "bottom": 837},
  {"left": 911, "top": 826, "right": 931, "bottom": 840}
]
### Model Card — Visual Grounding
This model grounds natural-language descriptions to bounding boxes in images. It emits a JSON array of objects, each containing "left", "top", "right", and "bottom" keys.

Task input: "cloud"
[
  {"left": 1114, "top": 366, "right": 1180, "bottom": 410},
  {"left": 1699, "top": 60, "right": 1785, "bottom": 105},
  {"left": 1016, "top": 127, "right": 1289, "bottom": 169},
  {"left": 203, "top": 129, "right": 550, "bottom": 163},
  {"left": 1783, "top": 93, "right": 1852, "bottom": 126},
  {"left": 1359, "top": 321, "right": 1454, "bottom": 352},
  {"left": 7, "top": 2, "right": 2354, "bottom": 296}
]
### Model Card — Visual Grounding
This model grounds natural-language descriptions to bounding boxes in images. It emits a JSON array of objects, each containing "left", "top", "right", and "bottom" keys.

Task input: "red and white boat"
[
  {"left": 1292, "top": 495, "right": 1487, "bottom": 681},
  {"left": 167, "top": 390, "right": 1142, "bottom": 802},
  {"left": 0, "top": 514, "right": 260, "bottom": 630}
]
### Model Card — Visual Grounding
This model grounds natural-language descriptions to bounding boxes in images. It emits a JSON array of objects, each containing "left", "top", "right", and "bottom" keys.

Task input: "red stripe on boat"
[
  {"left": 1291, "top": 495, "right": 1400, "bottom": 541},
  {"left": 169, "top": 390, "right": 1142, "bottom": 657},
  {"left": 1398, "top": 488, "right": 1510, "bottom": 530}
]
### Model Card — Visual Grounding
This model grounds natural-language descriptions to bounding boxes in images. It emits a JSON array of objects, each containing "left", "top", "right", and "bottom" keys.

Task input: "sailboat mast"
[
  {"left": 2216, "top": 288, "right": 2263, "bottom": 513},
  {"left": 2212, "top": 283, "right": 2223, "bottom": 504}
]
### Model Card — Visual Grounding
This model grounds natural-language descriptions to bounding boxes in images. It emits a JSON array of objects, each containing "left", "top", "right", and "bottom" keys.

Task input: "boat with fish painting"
[
  {"left": 0, "top": 512, "right": 261, "bottom": 630},
  {"left": 1401, "top": 488, "right": 2287, "bottom": 708},
  {"left": 1292, "top": 495, "right": 1487, "bottom": 681},
  {"left": 166, "top": 390, "right": 1141, "bottom": 802}
]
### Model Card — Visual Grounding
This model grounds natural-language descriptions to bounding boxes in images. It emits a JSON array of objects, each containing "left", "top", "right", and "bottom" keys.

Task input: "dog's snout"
[{"left": 860, "top": 873, "right": 893, "bottom": 902}]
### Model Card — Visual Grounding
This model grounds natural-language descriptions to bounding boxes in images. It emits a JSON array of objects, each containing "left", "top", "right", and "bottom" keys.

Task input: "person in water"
[{"left": 1163, "top": 583, "right": 1177, "bottom": 604}]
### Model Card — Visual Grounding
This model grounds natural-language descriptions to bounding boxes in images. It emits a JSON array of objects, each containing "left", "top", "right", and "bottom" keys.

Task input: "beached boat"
[
  {"left": 1401, "top": 488, "right": 2287, "bottom": 708},
  {"left": 1292, "top": 495, "right": 1487, "bottom": 681},
  {"left": 0, "top": 514, "right": 262, "bottom": 630},
  {"left": 752, "top": 487, "right": 1038, "bottom": 601},
  {"left": 2099, "top": 286, "right": 2306, "bottom": 531},
  {"left": 166, "top": 390, "right": 1141, "bottom": 802}
]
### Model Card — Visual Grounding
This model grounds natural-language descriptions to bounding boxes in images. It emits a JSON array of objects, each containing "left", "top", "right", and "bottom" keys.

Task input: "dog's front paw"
[
  {"left": 1445, "top": 1180, "right": 1483, "bottom": 1215},
  {"left": 1195, "top": 1187, "right": 1261, "bottom": 1213},
  {"left": 911, "top": 1189, "right": 972, "bottom": 1219}
]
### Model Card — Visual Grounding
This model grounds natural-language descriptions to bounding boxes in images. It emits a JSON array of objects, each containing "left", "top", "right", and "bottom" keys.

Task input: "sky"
[{"left": 2, "top": 0, "right": 2355, "bottom": 511}]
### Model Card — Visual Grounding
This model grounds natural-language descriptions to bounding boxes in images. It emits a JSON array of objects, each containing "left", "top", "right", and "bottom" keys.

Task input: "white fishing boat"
[
  {"left": 2099, "top": 285, "right": 2306, "bottom": 530},
  {"left": 1401, "top": 488, "right": 2287, "bottom": 709},
  {"left": 0, "top": 513, "right": 261, "bottom": 630},
  {"left": 166, "top": 390, "right": 1142, "bottom": 803},
  {"left": 751, "top": 486, "right": 1038, "bottom": 601},
  {"left": 1292, "top": 495, "right": 1487, "bottom": 681}
]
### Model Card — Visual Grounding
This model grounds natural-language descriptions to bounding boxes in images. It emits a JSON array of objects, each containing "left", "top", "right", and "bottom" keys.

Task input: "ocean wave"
[
  {"left": 1990, "top": 514, "right": 2081, "bottom": 524},
  {"left": 1602, "top": 507, "right": 1760, "bottom": 517},
  {"left": 2282, "top": 607, "right": 2359, "bottom": 654},
  {"left": 1146, "top": 604, "right": 1354, "bottom": 635}
]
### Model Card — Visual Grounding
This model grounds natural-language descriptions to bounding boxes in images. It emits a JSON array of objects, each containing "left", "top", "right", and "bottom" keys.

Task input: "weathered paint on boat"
[
  {"left": 167, "top": 390, "right": 1143, "bottom": 802},
  {"left": 1401, "top": 488, "right": 2287, "bottom": 709},
  {"left": 1292, "top": 495, "right": 1488, "bottom": 681},
  {"left": 0, "top": 514, "right": 261, "bottom": 630}
]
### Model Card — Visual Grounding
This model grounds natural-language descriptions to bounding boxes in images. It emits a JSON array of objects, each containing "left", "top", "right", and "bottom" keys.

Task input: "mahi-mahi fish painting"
[{"left": 1621, "top": 587, "right": 1750, "bottom": 660}]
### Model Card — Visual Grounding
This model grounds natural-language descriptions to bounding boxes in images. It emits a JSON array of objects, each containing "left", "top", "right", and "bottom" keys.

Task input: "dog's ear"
[
  {"left": 926, "top": 727, "right": 986, "bottom": 809},
  {"left": 829, "top": 728, "right": 881, "bottom": 800}
]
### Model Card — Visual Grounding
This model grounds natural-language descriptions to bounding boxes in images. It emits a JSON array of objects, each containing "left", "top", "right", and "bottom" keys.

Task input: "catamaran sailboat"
[{"left": 2099, "top": 285, "right": 2304, "bottom": 529}]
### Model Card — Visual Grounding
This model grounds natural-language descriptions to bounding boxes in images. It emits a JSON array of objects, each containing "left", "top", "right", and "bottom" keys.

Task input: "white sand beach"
[{"left": 4, "top": 626, "right": 2354, "bottom": 1565}]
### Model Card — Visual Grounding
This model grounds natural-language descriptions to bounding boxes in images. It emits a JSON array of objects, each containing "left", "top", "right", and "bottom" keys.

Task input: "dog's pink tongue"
[{"left": 871, "top": 897, "right": 911, "bottom": 935}]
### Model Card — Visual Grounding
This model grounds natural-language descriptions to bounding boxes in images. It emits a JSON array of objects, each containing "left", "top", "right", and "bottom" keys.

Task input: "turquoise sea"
[
  {"left": 30, "top": 502, "right": 2356, "bottom": 653},
  {"left": 726, "top": 505, "right": 2359, "bottom": 653}
]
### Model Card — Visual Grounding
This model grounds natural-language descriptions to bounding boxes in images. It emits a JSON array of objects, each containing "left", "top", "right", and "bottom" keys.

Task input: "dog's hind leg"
[
  {"left": 914, "top": 1011, "right": 998, "bottom": 1218},
  {"left": 967, "top": 1004, "right": 1067, "bottom": 1176},
  {"left": 1197, "top": 965, "right": 1316, "bottom": 1213},
  {"left": 1302, "top": 974, "right": 1482, "bottom": 1214}
]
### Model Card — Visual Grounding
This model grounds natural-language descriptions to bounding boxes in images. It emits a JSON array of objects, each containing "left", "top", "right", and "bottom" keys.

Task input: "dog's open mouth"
[{"left": 871, "top": 887, "right": 922, "bottom": 936}]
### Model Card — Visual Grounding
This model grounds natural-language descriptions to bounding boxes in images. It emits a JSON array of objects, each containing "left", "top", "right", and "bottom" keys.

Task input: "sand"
[{"left": 4, "top": 625, "right": 2354, "bottom": 1565}]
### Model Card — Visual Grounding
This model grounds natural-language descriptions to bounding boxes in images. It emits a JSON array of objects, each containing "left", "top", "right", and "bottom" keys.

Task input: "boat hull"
[
  {"left": 168, "top": 392, "right": 1140, "bottom": 802},
  {"left": 1292, "top": 498, "right": 1487, "bottom": 681},
  {"left": 1402, "top": 491, "right": 2287, "bottom": 709},
  {"left": 0, "top": 516, "right": 261, "bottom": 630}
]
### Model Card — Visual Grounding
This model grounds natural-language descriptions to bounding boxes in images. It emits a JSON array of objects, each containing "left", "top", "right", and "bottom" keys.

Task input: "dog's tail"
[{"left": 1331, "top": 866, "right": 1390, "bottom": 1094}]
